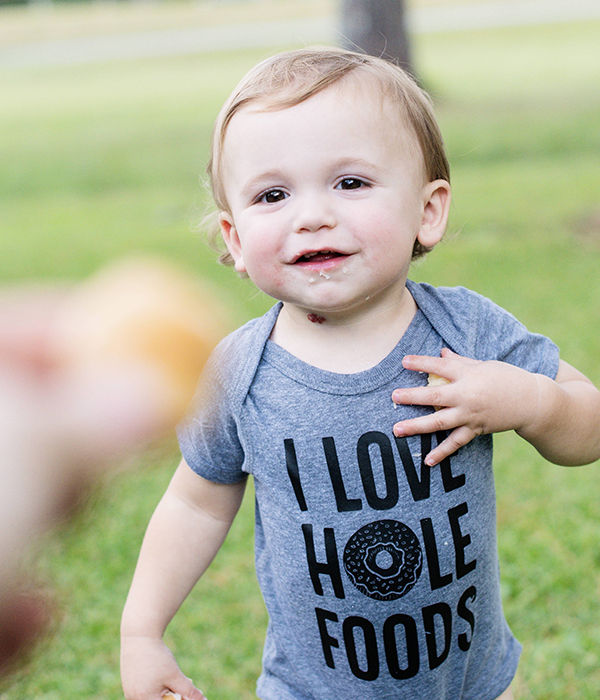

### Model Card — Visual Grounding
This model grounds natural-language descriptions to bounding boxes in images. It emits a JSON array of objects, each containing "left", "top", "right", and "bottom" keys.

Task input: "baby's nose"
[{"left": 292, "top": 193, "right": 337, "bottom": 233}]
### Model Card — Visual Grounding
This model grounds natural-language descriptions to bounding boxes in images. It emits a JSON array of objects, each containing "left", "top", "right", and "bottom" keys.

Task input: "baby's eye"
[
  {"left": 336, "top": 178, "right": 367, "bottom": 190},
  {"left": 258, "top": 189, "right": 287, "bottom": 204}
]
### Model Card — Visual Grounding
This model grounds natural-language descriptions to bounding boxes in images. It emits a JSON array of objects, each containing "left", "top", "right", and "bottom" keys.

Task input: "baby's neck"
[{"left": 270, "top": 291, "right": 417, "bottom": 374}]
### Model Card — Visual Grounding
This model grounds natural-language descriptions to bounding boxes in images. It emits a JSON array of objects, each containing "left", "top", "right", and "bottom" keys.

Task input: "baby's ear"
[
  {"left": 417, "top": 180, "right": 451, "bottom": 249},
  {"left": 219, "top": 212, "right": 247, "bottom": 274}
]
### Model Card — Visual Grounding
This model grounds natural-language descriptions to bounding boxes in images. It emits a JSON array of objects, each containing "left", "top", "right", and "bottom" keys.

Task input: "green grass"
[{"left": 1, "top": 8, "right": 600, "bottom": 700}]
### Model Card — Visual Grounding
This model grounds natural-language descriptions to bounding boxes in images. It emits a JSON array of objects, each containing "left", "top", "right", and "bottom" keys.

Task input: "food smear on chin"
[{"left": 307, "top": 314, "right": 326, "bottom": 324}]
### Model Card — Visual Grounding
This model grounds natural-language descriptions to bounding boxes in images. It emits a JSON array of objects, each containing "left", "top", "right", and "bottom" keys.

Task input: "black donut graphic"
[{"left": 343, "top": 520, "right": 423, "bottom": 600}]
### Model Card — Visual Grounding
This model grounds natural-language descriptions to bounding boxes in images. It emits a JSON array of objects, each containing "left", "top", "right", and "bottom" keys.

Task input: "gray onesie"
[{"left": 178, "top": 281, "right": 560, "bottom": 700}]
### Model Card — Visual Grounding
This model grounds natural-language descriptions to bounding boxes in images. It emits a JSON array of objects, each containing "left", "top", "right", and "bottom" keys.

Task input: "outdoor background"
[{"left": 1, "top": 0, "right": 599, "bottom": 697}]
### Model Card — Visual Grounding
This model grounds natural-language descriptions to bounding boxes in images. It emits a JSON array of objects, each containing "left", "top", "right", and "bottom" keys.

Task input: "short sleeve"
[
  {"left": 176, "top": 351, "right": 247, "bottom": 484},
  {"left": 407, "top": 281, "right": 560, "bottom": 380},
  {"left": 474, "top": 294, "right": 560, "bottom": 379},
  {"left": 175, "top": 305, "right": 280, "bottom": 484}
]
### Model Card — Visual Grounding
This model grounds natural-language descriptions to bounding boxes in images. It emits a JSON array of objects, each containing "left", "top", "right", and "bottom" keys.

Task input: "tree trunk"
[{"left": 339, "top": 0, "right": 414, "bottom": 76}]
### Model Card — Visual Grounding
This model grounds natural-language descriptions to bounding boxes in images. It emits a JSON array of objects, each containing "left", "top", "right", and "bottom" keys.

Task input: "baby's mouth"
[{"left": 294, "top": 250, "right": 346, "bottom": 265}]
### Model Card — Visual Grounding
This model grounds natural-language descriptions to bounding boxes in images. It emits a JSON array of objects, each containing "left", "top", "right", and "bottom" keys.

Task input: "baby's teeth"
[{"left": 304, "top": 251, "right": 333, "bottom": 259}]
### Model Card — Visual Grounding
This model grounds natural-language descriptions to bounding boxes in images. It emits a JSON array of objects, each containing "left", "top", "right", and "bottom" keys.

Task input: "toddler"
[{"left": 120, "top": 47, "right": 600, "bottom": 700}]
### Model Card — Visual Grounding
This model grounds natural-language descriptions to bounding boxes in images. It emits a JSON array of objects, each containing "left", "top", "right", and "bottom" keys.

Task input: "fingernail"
[{"left": 393, "top": 425, "right": 405, "bottom": 437}]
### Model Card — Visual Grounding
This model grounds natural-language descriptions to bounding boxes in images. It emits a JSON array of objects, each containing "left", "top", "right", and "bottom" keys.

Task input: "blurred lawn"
[{"left": 1, "top": 5, "right": 599, "bottom": 700}]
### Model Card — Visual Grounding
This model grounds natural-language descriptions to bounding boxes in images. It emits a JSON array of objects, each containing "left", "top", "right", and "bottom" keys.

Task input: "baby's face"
[{"left": 218, "top": 81, "right": 442, "bottom": 319}]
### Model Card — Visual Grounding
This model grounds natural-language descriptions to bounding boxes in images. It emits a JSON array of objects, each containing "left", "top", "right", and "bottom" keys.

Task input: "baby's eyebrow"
[
  {"left": 240, "top": 170, "right": 286, "bottom": 199},
  {"left": 330, "top": 156, "right": 379, "bottom": 172}
]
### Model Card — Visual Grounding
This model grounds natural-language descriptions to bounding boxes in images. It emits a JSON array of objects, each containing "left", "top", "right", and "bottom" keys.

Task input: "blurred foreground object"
[
  {"left": 55, "top": 258, "right": 223, "bottom": 428},
  {"left": 0, "top": 257, "right": 226, "bottom": 677},
  {"left": 340, "top": 0, "right": 414, "bottom": 75}
]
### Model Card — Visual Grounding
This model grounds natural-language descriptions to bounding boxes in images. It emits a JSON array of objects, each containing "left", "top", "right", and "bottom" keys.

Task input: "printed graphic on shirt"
[
  {"left": 344, "top": 520, "right": 423, "bottom": 601},
  {"left": 285, "top": 429, "right": 477, "bottom": 683}
]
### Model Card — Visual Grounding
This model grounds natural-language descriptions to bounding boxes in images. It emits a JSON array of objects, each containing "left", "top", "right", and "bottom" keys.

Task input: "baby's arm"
[
  {"left": 120, "top": 458, "right": 246, "bottom": 700},
  {"left": 392, "top": 349, "right": 600, "bottom": 467}
]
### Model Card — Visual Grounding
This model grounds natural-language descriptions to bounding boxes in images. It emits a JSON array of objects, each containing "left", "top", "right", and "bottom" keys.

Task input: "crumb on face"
[{"left": 307, "top": 313, "right": 326, "bottom": 324}]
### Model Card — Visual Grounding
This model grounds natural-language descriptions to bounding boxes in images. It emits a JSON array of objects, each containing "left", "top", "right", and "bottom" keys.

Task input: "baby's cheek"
[{"left": 243, "top": 254, "right": 284, "bottom": 294}]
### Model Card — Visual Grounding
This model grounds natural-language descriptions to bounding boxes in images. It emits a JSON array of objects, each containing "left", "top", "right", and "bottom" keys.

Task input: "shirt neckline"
[{"left": 262, "top": 307, "right": 433, "bottom": 395}]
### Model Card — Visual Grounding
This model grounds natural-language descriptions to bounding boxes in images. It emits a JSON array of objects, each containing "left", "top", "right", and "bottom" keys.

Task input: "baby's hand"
[
  {"left": 392, "top": 348, "right": 540, "bottom": 466},
  {"left": 120, "top": 636, "right": 207, "bottom": 700}
]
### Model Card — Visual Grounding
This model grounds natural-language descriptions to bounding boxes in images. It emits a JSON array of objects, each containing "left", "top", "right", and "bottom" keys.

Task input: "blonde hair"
[{"left": 207, "top": 46, "right": 450, "bottom": 264}]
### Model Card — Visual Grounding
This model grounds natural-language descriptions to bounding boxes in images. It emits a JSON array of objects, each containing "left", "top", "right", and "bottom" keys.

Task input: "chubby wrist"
[
  {"left": 515, "top": 372, "right": 557, "bottom": 442},
  {"left": 121, "top": 623, "right": 165, "bottom": 640},
  {"left": 121, "top": 601, "right": 170, "bottom": 640},
  {"left": 121, "top": 624, "right": 166, "bottom": 641}
]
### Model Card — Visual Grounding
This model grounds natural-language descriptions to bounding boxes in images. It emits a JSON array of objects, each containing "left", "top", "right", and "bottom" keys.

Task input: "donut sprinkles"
[{"left": 343, "top": 520, "right": 423, "bottom": 600}]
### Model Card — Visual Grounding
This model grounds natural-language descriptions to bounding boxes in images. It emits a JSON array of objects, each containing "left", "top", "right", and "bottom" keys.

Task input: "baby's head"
[{"left": 208, "top": 46, "right": 450, "bottom": 264}]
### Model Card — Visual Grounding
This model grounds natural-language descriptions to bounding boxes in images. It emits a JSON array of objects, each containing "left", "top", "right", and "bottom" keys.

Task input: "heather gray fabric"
[{"left": 178, "top": 281, "right": 560, "bottom": 700}]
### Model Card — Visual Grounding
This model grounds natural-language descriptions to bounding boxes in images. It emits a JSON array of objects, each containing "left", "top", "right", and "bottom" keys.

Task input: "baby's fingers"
[
  {"left": 163, "top": 682, "right": 207, "bottom": 700},
  {"left": 393, "top": 405, "right": 456, "bottom": 441},
  {"left": 393, "top": 409, "right": 476, "bottom": 466},
  {"left": 392, "top": 383, "right": 451, "bottom": 411},
  {"left": 421, "top": 425, "right": 476, "bottom": 466},
  {"left": 402, "top": 350, "right": 480, "bottom": 378}
]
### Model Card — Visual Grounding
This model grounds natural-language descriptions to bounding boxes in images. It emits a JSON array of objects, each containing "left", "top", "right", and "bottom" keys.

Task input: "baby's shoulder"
[
  {"left": 408, "top": 280, "right": 491, "bottom": 315},
  {"left": 209, "top": 303, "right": 281, "bottom": 396},
  {"left": 408, "top": 281, "right": 499, "bottom": 354}
]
